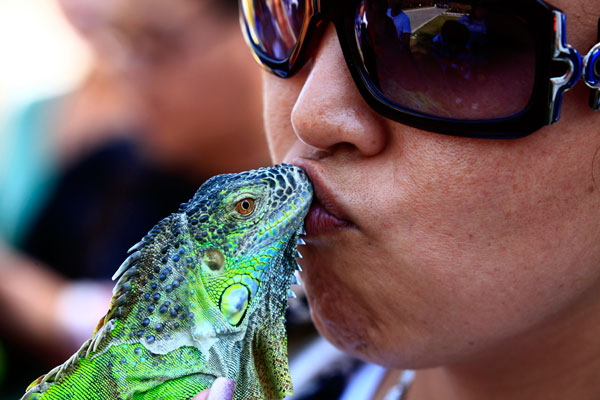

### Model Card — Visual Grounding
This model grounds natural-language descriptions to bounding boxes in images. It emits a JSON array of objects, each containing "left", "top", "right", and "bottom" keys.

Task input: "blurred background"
[
  {"left": 0, "top": 0, "right": 276, "bottom": 396},
  {"left": 0, "top": 0, "right": 92, "bottom": 125},
  {"left": 0, "top": 1, "right": 94, "bottom": 396}
]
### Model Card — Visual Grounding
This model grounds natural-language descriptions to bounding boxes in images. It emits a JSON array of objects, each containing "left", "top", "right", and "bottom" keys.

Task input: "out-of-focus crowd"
[{"left": 0, "top": 0, "right": 271, "bottom": 396}]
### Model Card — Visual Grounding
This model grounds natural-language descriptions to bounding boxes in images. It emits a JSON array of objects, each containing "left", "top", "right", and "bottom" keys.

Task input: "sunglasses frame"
[{"left": 241, "top": 0, "right": 600, "bottom": 139}]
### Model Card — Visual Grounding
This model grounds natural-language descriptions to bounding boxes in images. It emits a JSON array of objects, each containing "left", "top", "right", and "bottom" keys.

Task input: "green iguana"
[{"left": 22, "top": 164, "right": 313, "bottom": 400}]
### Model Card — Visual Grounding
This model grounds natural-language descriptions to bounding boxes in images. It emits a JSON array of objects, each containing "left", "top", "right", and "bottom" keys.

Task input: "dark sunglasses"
[{"left": 240, "top": 0, "right": 600, "bottom": 138}]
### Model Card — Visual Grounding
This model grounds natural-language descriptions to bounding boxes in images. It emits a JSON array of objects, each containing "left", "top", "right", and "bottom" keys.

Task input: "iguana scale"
[{"left": 22, "top": 164, "right": 313, "bottom": 400}]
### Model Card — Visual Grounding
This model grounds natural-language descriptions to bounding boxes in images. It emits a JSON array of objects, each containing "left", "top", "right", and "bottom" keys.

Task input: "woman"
[
  {"left": 201, "top": 0, "right": 600, "bottom": 398},
  {"left": 244, "top": 0, "right": 600, "bottom": 399}
]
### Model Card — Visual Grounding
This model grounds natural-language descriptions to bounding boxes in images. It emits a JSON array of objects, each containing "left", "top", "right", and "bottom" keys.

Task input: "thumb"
[{"left": 192, "top": 377, "right": 235, "bottom": 400}]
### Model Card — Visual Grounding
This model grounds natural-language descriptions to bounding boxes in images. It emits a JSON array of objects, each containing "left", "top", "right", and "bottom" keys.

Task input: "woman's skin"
[{"left": 261, "top": 0, "right": 600, "bottom": 399}]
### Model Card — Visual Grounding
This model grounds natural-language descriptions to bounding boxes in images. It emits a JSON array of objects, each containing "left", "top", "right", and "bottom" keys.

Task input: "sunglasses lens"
[
  {"left": 354, "top": 1, "right": 536, "bottom": 120},
  {"left": 241, "top": 0, "right": 307, "bottom": 61}
]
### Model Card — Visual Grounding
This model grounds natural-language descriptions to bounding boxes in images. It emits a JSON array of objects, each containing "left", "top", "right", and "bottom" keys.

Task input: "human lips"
[
  {"left": 292, "top": 160, "right": 355, "bottom": 236},
  {"left": 304, "top": 202, "right": 353, "bottom": 236}
]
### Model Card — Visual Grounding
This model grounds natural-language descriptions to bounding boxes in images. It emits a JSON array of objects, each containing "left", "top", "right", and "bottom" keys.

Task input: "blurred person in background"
[
  {"left": 0, "top": 1, "right": 135, "bottom": 394},
  {"left": 0, "top": 0, "right": 268, "bottom": 397},
  {"left": 105, "top": 0, "right": 268, "bottom": 180}
]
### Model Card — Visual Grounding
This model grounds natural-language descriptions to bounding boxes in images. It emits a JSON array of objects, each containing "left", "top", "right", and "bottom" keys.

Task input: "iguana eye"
[{"left": 235, "top": 198, "right": 255, "bottom": 216}]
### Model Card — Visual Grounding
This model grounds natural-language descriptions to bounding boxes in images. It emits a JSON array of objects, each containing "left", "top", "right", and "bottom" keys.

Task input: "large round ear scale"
[{"left": 586, "top": 18, "right": 600, "bottom": 111}]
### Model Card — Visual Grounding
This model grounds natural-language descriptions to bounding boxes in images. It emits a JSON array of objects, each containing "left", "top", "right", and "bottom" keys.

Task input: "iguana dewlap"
[{"left": 22, "top": 164, "right": 313, "bottom": 400}]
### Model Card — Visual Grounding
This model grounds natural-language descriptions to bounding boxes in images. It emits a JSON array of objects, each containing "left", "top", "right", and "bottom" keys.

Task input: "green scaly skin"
[{"left": 21, "top": 164, "right": 313, "bottom": 400}]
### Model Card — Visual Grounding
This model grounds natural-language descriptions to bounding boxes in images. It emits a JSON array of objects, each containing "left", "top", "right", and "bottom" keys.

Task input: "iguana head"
[{"left": 179, "top": 163, "right": 312, "bottom": 331}]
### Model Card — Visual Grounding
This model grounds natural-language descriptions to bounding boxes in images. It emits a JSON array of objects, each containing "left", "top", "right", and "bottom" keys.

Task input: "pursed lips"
[{"left": 288, "top": 158, "right": 355, "bottom": 236}]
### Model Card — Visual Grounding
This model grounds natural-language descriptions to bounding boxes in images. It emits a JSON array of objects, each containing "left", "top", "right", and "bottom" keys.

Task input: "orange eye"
[{"left": 236, "top": 198, "right": 255, "bottom": 215}]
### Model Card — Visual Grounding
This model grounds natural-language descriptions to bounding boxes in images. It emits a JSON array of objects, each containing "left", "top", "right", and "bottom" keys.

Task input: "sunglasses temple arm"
[
  {"left": 585, "top": 18, "right": 600, "bottom": 111},
  {"left": 548, "top": 11, "right": 582, "bottom": 125}
]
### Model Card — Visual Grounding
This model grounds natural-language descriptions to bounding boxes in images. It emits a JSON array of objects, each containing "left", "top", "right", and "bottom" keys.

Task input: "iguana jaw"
[{"left": 247, "top": 226, "right": 305, "bottom": 397}]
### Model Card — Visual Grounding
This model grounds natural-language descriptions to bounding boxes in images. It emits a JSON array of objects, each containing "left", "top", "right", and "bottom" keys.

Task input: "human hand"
[
  {"left": 55, "top": 280, "right": 114, "bottom": 346},
  {"left": 192, "top": 377, "right": 235, "bottom": 400}
]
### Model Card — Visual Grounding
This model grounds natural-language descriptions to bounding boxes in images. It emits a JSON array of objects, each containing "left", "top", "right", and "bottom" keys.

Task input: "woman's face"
[{"left": 262, "top": 0, "right": 600, "bottom": 368}]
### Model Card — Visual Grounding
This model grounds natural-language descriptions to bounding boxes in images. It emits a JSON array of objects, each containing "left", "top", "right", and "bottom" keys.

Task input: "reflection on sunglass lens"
[
  {"left": 355, "top": 0, "right": 536, "bottom": 120},
  {"left": 242, "top": 0, "right": 306, "bottom": 61}
]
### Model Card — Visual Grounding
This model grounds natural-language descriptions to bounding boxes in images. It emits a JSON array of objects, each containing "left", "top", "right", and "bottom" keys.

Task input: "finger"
[
  {"left": 191, "top": 389, "right": 210, "bottom": 400},
  {"left": 207, "top": 377, "right": 235, "bottom": 400}
]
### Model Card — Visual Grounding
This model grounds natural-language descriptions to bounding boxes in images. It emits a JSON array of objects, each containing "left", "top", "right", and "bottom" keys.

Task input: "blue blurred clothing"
[{"left": 0, "top": 97, "right": 63, "bottom": 247}]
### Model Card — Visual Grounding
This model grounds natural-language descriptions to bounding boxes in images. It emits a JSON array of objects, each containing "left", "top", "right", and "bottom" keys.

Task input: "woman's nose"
[{"left": 290, "top": 25, "right": 389, "bottom": 157}]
